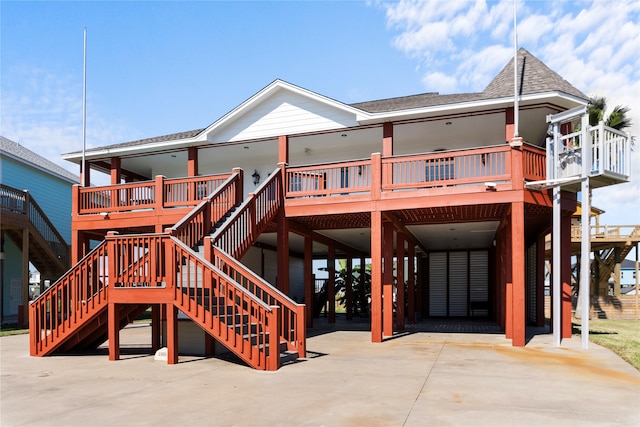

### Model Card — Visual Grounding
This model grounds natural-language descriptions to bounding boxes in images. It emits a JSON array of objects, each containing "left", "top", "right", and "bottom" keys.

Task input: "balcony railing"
[
  {"left": 557, "top": 123, "right": 630, "bottom": 181},
  {"left": 285, "top": 144, "right": 544, "bottom": 199},
  {"left": 76, "top": 173, "right": 234, "bottom": 215}
]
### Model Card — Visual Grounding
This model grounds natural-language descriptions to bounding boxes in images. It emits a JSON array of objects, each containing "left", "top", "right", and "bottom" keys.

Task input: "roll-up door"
[
  {"left": 449, "top": 252, "right": 468, "bottom": 316},
  {"left": 469, "top": 251, "right": 489, "bottom": 317},
  {"left": 429, "top": 252, "right": 447, "bottom": 316}
]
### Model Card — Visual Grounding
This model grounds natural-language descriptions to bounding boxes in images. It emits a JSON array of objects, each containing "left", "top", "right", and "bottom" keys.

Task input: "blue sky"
[{"left": 1, "top": 0, "right": 639, "bottom": 226}]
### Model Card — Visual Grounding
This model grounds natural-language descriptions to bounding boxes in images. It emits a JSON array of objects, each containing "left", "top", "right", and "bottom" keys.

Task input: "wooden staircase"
[
  {"left": 0, "top": 184, "right": 70, "bottom": 281},
  {"left": 29, "top": 169, "right": 306, "bottom": 370}
]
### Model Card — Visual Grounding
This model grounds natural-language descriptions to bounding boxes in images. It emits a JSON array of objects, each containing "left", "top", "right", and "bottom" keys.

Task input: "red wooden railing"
[
  {"left": 171, "top": 237, "right": 280, "bottom": 370},
  {"left": 382, "top": 145, "right": 512, "bottom": 191},
  {"left": 29, "top": 241, "right": 109, "bottom": 356},
  {"left": 169, "top": 171, "right": 242, "bottom": 249},
  {"left": 210, "top": 245, "right": 306, "bottom": 358},
  {"left": 209, "top": 168, "right": 306, "bottom": 358},
  {"left": 522, "top": 144, "right": 546, "bottom": 181},
  {"left": 284, "top": 144, "right": 544, "bottom": 198},
  {"left": 212, "top": 168, "right": 282, "bottom": 260},
  {"left": 77, "top": 173, "right": 233, "bottom": 215}
]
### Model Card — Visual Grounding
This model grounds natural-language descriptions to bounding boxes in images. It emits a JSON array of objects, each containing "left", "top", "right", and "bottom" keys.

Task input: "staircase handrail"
[
  {"left": 29, "top": 240, "right": 109, "bottom": 356},
  {"left": 209, "top": 243, "right": 306, "bottom": 358},
  {"left": 0, "top": 184, "right": 70, "bottom": 268},
  {"left": 211, "top": 168, "right": 282, "bottom": 259},
  {"left": 169, "top": 236, "right": 280, "bottom": 369},
  {"left": 169, "top": 171, "right": 242, "bottom": 249}
]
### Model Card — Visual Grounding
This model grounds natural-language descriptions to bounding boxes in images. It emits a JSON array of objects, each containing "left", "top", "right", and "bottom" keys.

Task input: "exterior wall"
[
  {"left": 241, "top": 246, "right": 305, "bottom": 303},
  {"left": 1, "top": 157, "right": 74, "bottom": 243}
]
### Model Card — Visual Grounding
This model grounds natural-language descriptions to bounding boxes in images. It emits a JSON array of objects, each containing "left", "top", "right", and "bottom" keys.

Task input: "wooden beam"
[{"left": 371, "top": 210, "right": 383, "bottom": 342}]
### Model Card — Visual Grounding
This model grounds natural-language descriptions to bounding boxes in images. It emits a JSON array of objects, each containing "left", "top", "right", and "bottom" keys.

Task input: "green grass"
[
  {"left": 573, "top": 319, "right": 640, "bottom": 371},
  {"left": 0, "top": 325, "right": 29, "bottom": 337}
]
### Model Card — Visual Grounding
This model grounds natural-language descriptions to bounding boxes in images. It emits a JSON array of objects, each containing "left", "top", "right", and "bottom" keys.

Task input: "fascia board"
[
  {"left": 61, "top": 137, "right": 199, "bottom": 162},
  {"left": 356, "top": 91, "right": 588, "bottom": 125}
]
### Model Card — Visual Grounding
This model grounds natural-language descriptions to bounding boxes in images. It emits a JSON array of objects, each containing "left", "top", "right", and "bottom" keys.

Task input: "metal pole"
[
  {"left": 513, "top": 0, "right": 519, "bottom": 138},
  {"left": 580, "top": 114, "right": 591, "bottom": 349},
  {"left": 553, "top": 186, "right": 561, "bottom": 346},
  {"left": 81, "top": 28, "right": 87, "bottom": 187}
]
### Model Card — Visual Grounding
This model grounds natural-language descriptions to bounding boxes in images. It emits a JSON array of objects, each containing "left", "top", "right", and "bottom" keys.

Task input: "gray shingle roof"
[
  {"left": 1, "top": 135, "right": 78, "bottom": 183},
  {"left": 483, "top": 48, "right": 587, "bottom": 99},
  {"left": 352, "top": 48, "right": 587, "bottom": 113},
  {"left": 85, "top": 128, "right": 206, "bottom": 152}
]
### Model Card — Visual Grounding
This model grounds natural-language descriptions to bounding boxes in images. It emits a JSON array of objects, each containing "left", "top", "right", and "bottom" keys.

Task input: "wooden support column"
[
  {"left": 371, "top": 210, "right": 383, "bottom": 342},
  {"left": 151, "top": 304, "right": 161, "bottom": 352},
  {"left": 277, "top": 212, "right": 290, "bottom": 294},
  {"left": 511, "top": 202, "right": 526, "bottom": 346},
  {"left": 360, "top": 256, "right": 366, "bottom": 318},
  {"left": 536, "top": 234, "right": 546, "bottom": 327},
  {"left": 561, "top": 211, "right": 573, "bottom": 338},
  {"left": 21, "top": 227, "right": 29, "bottom": 326},
  {"left": 407, "top": 244, "right": 416, "bottom": 325},
  {"left": 505, "top": 107, "right": 515, "bottom": 142},
  {"left": 327, "top": 245, "right": 336, "bottom": 323},
  {"left": 166, "top": 303, "right": 178, "bottom": 364},
  {"left": 188, "top": 147, "right": 199, "bottom": 177},
  {"left": 417, "top": 255, "right": 426, "bottom": 318},
  {"left": 346, "top": 256, "right": 353, "bottom": 320},
  {"left": 383, "top": 222, "right": 394, "bottom": 337},
  {"left": 110, "top": 157, "right": 121, "bottom": 184},
  {"left": 396, "top": 233, "right": 405, "bottom": 330},
  {"left": 304, "top": 235, "right": 314, "bottom": 328},
  {"left": 278, "top": 135, "right": 289, "bottom": 165},
  {"left": 108, "top": 302, "right": 120, "bottom": 361}
]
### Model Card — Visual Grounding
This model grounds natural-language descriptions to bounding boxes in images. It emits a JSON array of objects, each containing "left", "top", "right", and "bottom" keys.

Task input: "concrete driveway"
[{"left": 1, "top": 320, "right": 638, "bottom": 426}]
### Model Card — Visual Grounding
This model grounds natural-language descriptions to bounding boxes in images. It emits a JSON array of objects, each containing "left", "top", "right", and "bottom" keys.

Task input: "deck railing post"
[
  {"left": 371, "top": 153, "right": 382, "bottom": 200},
  {"left": 155, "top": 175, "right": 165, "bottom": 211},
  {"left": 268, "top": 306, "right": 281, "bottom": 371},
  {"left": 296, "top": 304, "right": 306, "bottom": 358}
]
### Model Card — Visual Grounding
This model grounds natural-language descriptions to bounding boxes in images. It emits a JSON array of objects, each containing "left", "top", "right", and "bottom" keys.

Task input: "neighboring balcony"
[{"left": 556, "top": 123, "right": 631, "bottom": 190}]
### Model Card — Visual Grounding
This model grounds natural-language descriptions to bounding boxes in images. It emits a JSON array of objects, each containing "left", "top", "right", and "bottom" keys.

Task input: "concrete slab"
[{"left": 1, "top": 322, "right": 638, "bottom": 426}]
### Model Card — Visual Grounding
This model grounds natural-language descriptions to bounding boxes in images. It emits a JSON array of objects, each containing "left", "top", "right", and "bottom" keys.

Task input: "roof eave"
[{"left": 356, "top": 91, "right": 588, "bottom": 125}]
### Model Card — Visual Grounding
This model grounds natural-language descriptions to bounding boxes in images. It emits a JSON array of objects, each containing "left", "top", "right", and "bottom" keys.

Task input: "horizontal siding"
[
  {"left": 429, "top": 252, "right": 447, "bottom": 316},
  {"left": 211, "top": 90, "right": 358, "bottom": 143},
  {"left": 1, "top": 158, "right": 74, "bottom": 243}
]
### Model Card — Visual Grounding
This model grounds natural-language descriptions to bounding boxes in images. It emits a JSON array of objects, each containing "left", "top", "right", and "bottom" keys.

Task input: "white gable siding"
[{"left": 208, "top": 90, "right": 358, "bottom": 143}]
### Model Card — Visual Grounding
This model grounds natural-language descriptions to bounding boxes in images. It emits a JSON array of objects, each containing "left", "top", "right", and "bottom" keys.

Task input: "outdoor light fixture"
[
  {"left": 252, "top": 170, "right": 260, "bottom": 185},
  {"left": 485, "top": 182, "right": 497, "bottom": 191}
]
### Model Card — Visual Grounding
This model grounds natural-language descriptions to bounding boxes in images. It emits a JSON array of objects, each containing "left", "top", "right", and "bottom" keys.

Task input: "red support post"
[
  {"left": 108, "top": 302, "right": 120, "bottom": 361},
  {"left": 166, "top": 303, "right": 178, "bottom": 364},
  {"left": 371, "top": 211, "right": 383, "bottom": 343},
  {"left": 328, "top": 244, "right": 336, "bottom": 323},
  {"left": 304, "top": 235, "right": 314, "bottom": 328},
  {"left": 396, "top": 233, "right": 405, "bottom": 331},
  {"left": 277, "top": 212, "right": 290, "bottom": 294},
  {"left": 383, "top": 222, "right": 394, "bottom": 337},
  {"left": 268, "top": 306, "right": 281, "bottom": 371},
  {"left": 511, "top": 201, "right": 526, "bottom": 346},
  {"left": 155, "top": 175, "right": 165, "bottom": 211},
  {"left": 407, "top": 244, "right": 415, "bottom": 325},
  {"left": 346, "top": 256, "right": 353, "bottom": 320}
]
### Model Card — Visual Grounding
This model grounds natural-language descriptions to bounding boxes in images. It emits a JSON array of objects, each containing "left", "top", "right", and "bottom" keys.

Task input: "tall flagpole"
[
  {"left": 513, "top": 0, "right": 519, "bottom": 138},
  {"left": 81, "top": 27, "right": 87, "bottom": 186}
]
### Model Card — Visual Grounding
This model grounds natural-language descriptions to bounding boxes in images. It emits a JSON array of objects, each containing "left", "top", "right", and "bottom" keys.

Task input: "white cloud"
[
  {"left": 381, "top": 0, "right": 640, "bottom": 226},
  {"left": 1, "top": 65, "right": 131, "bottom": 184}
]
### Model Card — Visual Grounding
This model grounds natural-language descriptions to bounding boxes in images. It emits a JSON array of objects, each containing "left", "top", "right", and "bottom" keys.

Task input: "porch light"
[{"left": 252, "top": 170, "right": 260, "bottom": 185}]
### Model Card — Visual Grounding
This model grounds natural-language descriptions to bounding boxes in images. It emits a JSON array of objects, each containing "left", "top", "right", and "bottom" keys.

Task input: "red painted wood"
[
  {"left": 407, "top": 244, "right": 415, "bottom": 325},
  {"left": 108, "top": 303, "right": 120, "bottom": 361},
  {"left": 328, "top": 244, "right": 336, "bottom": 323},
  {"left": 304, "top": 235, "right": 314, "bottom": 328},
  {"left": 371, "top": 211, "right": 383, "bottom": 343},
  {"left": 561, "top": 211, "right": 573, "bottom": 338},
  {"left": 511, "top": 201, "right": 526, "bottom": 347},
  {"left": 396, "top": 233, "right": 405, "bottom": 331},
  {"left": 383, "top": 222, "right": 394, "bottom": 337}
]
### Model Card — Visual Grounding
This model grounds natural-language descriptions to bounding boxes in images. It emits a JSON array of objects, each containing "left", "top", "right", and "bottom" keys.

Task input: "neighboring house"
[
  {"left": 1, "top": 136, "right": 78, "bottom": 325},
  {"left": 621, "top": 259, "right": 639, "bottom": 289},
  {"left": 29, "top": 48, "right": 631, "bottom": 369}
]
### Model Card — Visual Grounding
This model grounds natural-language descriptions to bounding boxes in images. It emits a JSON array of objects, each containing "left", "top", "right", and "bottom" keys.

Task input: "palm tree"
[{"left": 587, "top": 96, "right": 632, "bottom": 130}]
